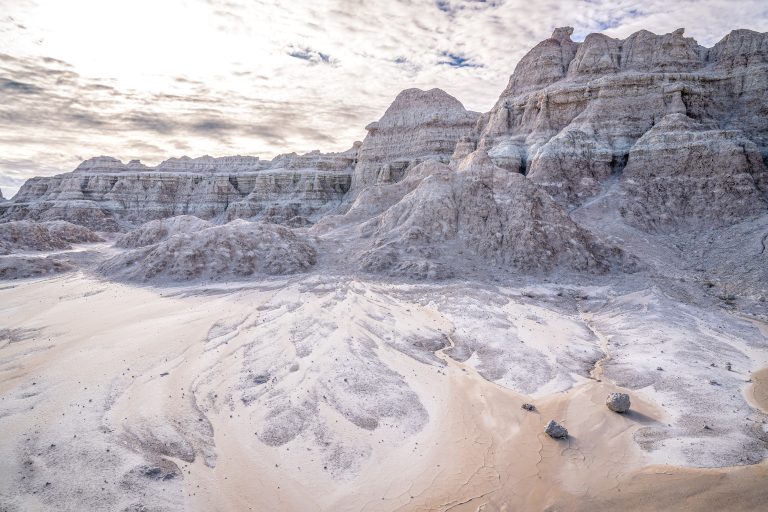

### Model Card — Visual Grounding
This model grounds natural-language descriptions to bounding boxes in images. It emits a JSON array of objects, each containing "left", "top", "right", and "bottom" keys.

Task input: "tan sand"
[
  {"left": 748, "top": 367, "right": 768, "bottom": 415},
  {"left": 1, "top": 273, "right": 766, "bottom": 511},
  {"left": 570, "top": 463, "right": 768, "bottom": 512}
]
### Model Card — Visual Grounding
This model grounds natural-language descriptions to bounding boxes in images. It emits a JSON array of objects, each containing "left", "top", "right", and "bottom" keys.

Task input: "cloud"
[
  {"left": 0, "top": 51, "right": 373, "bottom": 185},
  {"left": 0, "top": 77, "right": 43, "bottom": 94},
  {"left": 435, "top": 0, "right": 504, "bottom": 15},
  {"left": 287, "top": 46, "right": 337, "bottom": 65},
  {"left": 0, "top": 0, "right": 767, "bottom": 189}
]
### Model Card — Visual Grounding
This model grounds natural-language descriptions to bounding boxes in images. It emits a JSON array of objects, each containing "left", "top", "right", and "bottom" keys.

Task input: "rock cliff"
[
  {"left": 350, "top": 88, "right": 479, "bottom": 191},
  {"left": 474, "top": 27, "right": 768, "bottom": 220},
  {"left": 619, "top": 114, "right": 768, "bottom": 231},
  {"left": 2, "top": 147, "right": 357, "bottom": 230}
]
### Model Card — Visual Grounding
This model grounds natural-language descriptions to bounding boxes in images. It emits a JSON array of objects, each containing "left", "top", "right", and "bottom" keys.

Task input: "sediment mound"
[
  {"left": 99, "top": 220, "right": 316, "bottom": 282},
  {"left": 0, "top": 220, "right": 103, "bottom": 255},
  {"left": 356, "top": 149, "right": 633, "bottom": 278},
  {"left": 115, "top": 215, "right": 213, "bottom": 248},
  {"left": 0, "top": 256, "right": 75, "bottom": 280}
]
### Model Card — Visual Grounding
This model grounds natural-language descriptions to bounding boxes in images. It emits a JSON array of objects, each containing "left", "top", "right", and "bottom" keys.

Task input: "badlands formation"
[{"left": 1, "top": 26, "right": 768, "bottom": 511}]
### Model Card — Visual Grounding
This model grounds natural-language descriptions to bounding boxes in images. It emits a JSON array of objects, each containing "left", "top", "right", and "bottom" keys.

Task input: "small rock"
[
  {"left": 544, "top": 420, "right": 568, "bottom": 439},
  {"left": 521, "top": 403, "right": 535, "bottom": 411},
  {"left": 725, "top": 362, "right": 732, "bottom": 371},
  {"left": 657, "top": 367, "right": 663, "bottom": 371},
  {"left": 139, "top": 464, "right": 179, "bottom": 481},
  {"left": 606, "top": 392, "right": 631, "bottom": 413}
]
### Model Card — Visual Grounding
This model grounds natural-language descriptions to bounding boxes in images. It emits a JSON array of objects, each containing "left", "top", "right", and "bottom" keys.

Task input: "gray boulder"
[
  {"left": 544, "top": 420, "right": 568, "bottom": 438},
  {"left": 606, "top": 392, "right": 631, "bottom": 413}
]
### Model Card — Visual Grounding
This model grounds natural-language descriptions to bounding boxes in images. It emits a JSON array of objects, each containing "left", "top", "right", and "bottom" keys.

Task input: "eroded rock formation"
[
  {"left": 350, "top": 88, "right": 479, "bottom": 190},
  {"left": 474, "top": 27, "right": 768, "bottom": 219},
  {"left": 0, "top": 220, "right": 103, "bottom": 255},
  {"left": 620, "top": 114, "right": 768, "bottom": 231},
  {"left": 2, "top": 147, "right": 357, "bottom": 230},
  {"left": 346, "top": 149, "right": 633, "bottom": 278},
  {"left": 1, "top": 26, "right": 766, "bottom": 282},
  {"left": 98, "top": 220, "right": 316, "bottom": 282}
]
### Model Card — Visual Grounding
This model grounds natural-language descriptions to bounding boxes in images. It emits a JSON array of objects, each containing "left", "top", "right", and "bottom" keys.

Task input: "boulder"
[
  {"left": 544, "top": 420, "right": 568, "bottom": 438},
  {"left": 606, "top": 392, "right": 631, "bottom": 413}
]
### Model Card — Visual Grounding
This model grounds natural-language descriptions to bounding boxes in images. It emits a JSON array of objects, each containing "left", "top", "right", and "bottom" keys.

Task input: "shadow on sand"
[{"left": 621, "top": 409, "right": 658, "bottom": 424}]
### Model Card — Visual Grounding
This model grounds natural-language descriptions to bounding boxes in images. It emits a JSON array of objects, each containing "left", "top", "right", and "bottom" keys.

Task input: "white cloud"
[{"left": 1, "top": 0, "right": 766, "bottom": 191}]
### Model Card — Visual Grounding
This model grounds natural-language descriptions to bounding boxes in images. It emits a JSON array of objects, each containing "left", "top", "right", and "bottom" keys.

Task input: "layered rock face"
[
  {"left": 73, "top": 156, "right": 153, "bottom": 173},
  {"left": 224, "top": 147, "right": 359, "bottom": 226},
  {"left": 501, "top": 26, "right": 580, "bottom": 97},
  {"left": 620, "top": 114, "right": 768, "bottom": 231},
  {"left": 154, "top": 155, "right": 264, "bottom": 173},
  {"left": 2, "top": 148, "right": 357, "bottom": 230},
  {"left": 350, "top": 88, "right": 479, "bottom": 191},
  {"left": 474, "top": 27, "right": 768, "bottom": 220}
]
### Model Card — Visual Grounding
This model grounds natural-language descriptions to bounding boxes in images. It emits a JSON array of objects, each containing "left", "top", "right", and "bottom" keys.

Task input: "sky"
[{"left": 1, "top": 0, "right": 766, "bottom": 198}]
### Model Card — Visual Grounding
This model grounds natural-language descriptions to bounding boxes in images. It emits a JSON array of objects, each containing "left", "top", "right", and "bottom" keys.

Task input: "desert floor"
[{"left": 1, "top": 270, "right": 767, "bottom": 511}]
